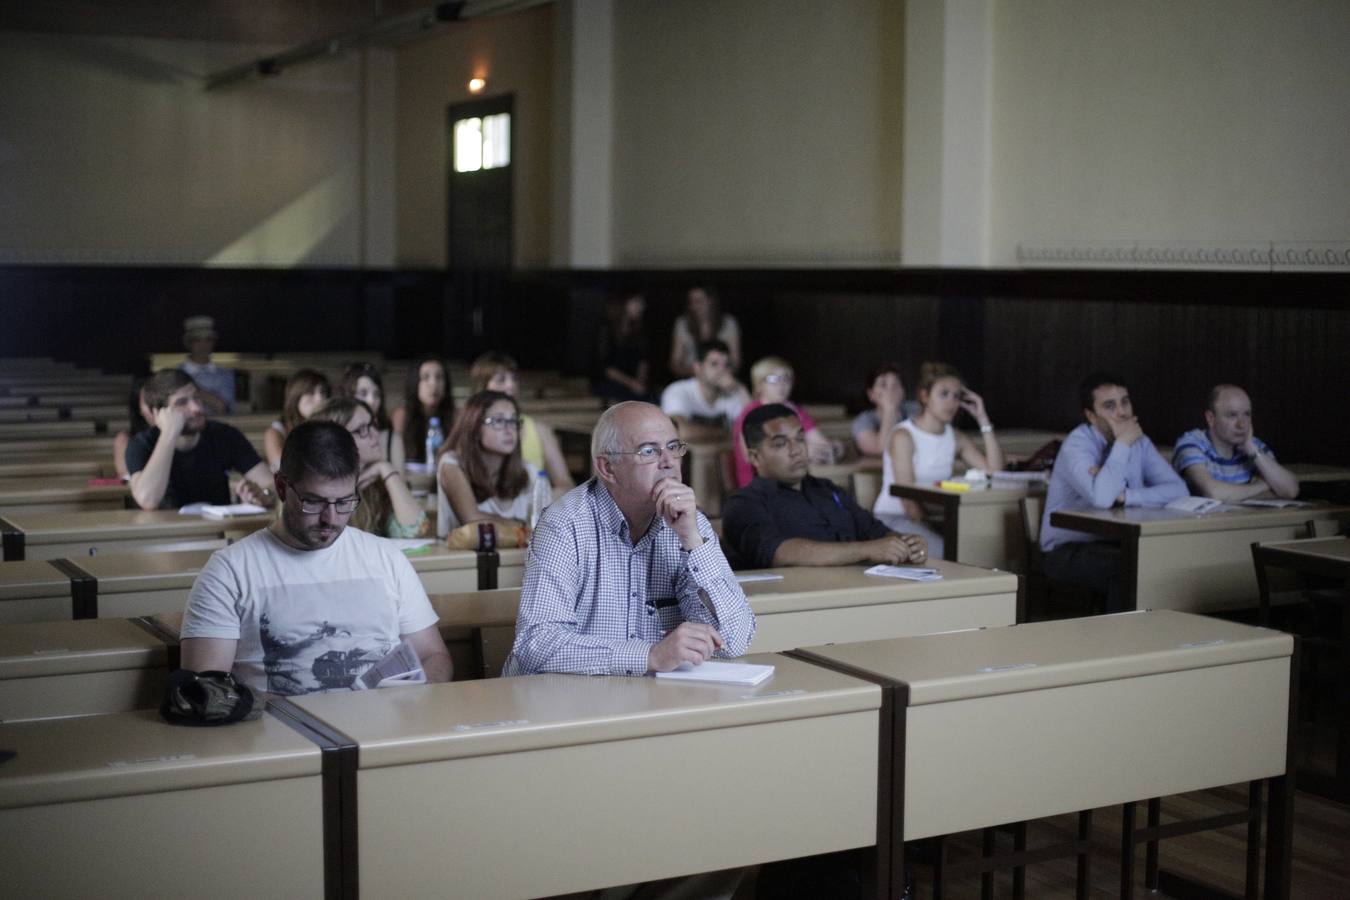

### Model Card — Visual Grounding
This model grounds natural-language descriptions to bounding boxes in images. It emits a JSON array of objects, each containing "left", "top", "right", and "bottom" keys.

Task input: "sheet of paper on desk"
[
  {"left": 991, "top": 470, "right": 1050, "bottom": 483},
  {"left": 1241, "top": 498, "right": 1312, "bottom": 509},
  {"left": 864, "top": 564, "right": 943, "bottom": 581},
  {"left": 735, "top": 572, "right": 785, "bottom": 583},
  {"left": 1165, "top": 496, "right": 1223, "bottom": 514},
  {"left": 390, "top": 538, "right": 436, "bottom": 551},
  {"left": 655, "top": 660, "right": 775, "bottom": 686},
  {"left": 183, "top": 503, "right": 267, "bottom": 518}
]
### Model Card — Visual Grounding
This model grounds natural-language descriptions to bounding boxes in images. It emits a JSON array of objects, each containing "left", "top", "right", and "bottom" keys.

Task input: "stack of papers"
[
  {"left": 1165, "top": 496, "right": 1222, "bottom": 514},
  {"left": 654, "top": 661, "right": 775, "bottom": 686},
  {"left": 735, "top": 572, "right": 785, "bottom": 584},
  {"left": 864, "top": 564, "right": 943, "bottom": 582},
  {"left": 179, "top": 503, "right": 267, "bottom": 519}
]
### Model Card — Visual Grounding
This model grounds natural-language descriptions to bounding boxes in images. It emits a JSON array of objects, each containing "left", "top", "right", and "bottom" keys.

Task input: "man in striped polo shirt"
[{"left": 1172, "top": 384, "right": 1299, "bottom": 501}]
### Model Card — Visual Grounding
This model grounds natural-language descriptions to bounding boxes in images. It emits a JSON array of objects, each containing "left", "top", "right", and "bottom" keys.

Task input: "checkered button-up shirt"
[{"left": 503, "top": 478, "right": 756, "bottom": 676}]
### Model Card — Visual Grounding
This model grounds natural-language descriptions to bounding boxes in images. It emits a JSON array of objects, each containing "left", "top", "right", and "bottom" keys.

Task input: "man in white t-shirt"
[
  {"left": 181, "top": 420, "right": 450, "bottom": 695},
  {"left": 659, "top": 339, "right": 750, "bottom": 442}
]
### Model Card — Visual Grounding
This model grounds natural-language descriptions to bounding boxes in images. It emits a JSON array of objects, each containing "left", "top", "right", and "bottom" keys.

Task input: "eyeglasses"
[
  {"left": 284, "top": 479, "right": 361, "bottom": 515},
  {"left": 348, "top": 421, "right": 376, "bottom": 439},
  {"left": 609, "top": 439, "right": 688, "bottom": 464},
  {"left": 763, "top": 373, "right": 793, "bottom": 384},
  {"left": 483, "top": 415, "right": 520, "bottom": 431}
]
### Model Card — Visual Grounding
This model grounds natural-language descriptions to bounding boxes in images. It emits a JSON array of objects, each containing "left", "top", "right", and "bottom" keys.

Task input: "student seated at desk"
[
  {"left": 391, "top": 356, "right": 456, "bottom": 468},
  {"left": 435, "top": 391, "right": 532, "bottom": 539},
  {"left": 852, "top": 361, "right": 922, "bottom": 458},
  {"left": 723, "top": 404, "right": 928, "bottom": 569},
  {"left": 181, "top": 421, "right": 450, "bottom": 695},
  {"left": 504, "top": 401, "right": 755, "bottom": 677},
  {"left": 1173, "top": 383, "right": 1299, "bottom": 501},
  {"left": 468, "top": 351, "right": 574, "bottom": 489},
  {"left": 1040, "top": 372, "right": 1188, "bottom": 612},
  {"left": 336, "top": 362, "right": 404, "bottom": 472},
  {"left": 264, "top": 369, "right": 330, "bottom": 473},
  {"left": 731, "top": 356, "right": 840, "bottom": 488},
  {"left": 177, "top": 315, "right": 235, "bottom": 414},
  {"left": 659, "top": 339, "right": 750, "bottom": 442},
  {"left": 873, "top": 362, "right": 1004, "bottom": 557},
  {"left": 309, "top": 398, "right": 428, "bottom": 539},
  {"left": 126, "top": 369, "right": 275, "bottom": 510},
  {"left": 668, "top": 285, "right": 741, "bottom": 377}
]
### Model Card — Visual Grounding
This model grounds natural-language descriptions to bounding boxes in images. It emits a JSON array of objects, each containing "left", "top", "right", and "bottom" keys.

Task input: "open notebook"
[{"left": 654, "top": 661, "right": 775, "bottom": 686}]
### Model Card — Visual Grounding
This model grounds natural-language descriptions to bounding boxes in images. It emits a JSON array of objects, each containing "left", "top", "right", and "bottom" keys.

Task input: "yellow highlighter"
[{"left": 938, "top": 480, "right": 972, "bottom": 492}]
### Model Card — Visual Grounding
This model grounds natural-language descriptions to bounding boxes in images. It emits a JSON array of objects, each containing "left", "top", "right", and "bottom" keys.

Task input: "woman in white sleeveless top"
[
  {"left": 873, "top": 362, "right": 1005, "bottom": 557},
  {"left": 436, "top": 391, "right": 533, "bottom": 539}
]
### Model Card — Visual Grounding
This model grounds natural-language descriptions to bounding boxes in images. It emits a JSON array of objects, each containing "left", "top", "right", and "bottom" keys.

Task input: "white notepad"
[
  {"left": 863, "top": 564, "right": 943, "bottom": 582},
  {"left": 735, "top": 572, "right": 785, "bottom": 583},
  {"left": 180, "top": 503, "right": 267, "bottom": 519},
  {"left": 654, "top": 661, "right": 775, "bottom": 686}
]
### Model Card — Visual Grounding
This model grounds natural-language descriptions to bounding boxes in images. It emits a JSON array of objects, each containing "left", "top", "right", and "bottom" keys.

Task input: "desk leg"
[
  {"left": 980, "top": 828, "right": 995, "bottom": 900},
  {"left": 1075, "top": 810, "right": 1092, "bottom": 900},
  {"left": 1265, "top": 642, "right": 1299, "bottom": 900},
  {"left": 1012, "top": 821, "right": 1027, "bottom": 900},
  {"left": 1120, "top": 801, "right": 1136, "bottom": 899},
  {"left": 1245, "top": 782, "right": 1261, "bottom": 900},
  {"left": 1144, "top": 798, "right": 1160, "bottom": 890},
  {"left": 1120, "top": 534, "right": 1139, "bottom": 613}
]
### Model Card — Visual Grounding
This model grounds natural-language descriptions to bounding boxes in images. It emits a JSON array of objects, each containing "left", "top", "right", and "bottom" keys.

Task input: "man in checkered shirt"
[{"left": 504, "top": 401, "right": 755, "bottom": 676}]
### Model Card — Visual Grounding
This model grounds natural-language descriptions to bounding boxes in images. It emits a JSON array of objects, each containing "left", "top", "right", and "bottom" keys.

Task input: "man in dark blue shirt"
[{"left": 722, "top": 404, "right": 928, "bottom": 569}]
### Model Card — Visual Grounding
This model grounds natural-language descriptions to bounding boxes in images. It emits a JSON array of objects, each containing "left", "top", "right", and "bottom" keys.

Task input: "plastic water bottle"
[
  {"left": 425, "top": 416, "right": 444, "bottom": 465},
  {"left": 528, "top": 469, "right": 552, "bottom": 531}
]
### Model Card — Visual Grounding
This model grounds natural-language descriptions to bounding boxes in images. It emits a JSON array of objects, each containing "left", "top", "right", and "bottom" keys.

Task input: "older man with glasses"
[
  {"left": 181, "top": 420, "right": 450, "bottom": 696},
  {"left": 504, "top": 401, "right": 755, "bottom": 678}
]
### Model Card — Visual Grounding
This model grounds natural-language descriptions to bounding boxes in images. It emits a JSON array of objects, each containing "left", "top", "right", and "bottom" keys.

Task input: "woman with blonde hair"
[
  {"left": 872, "top": 362, "right": 1004, "bottom": 557},
  {"left": 731, "top": 356, "right": 837, "bottom": 488},
  {"left": 264, "top": 368, "right": 330, "bottom": 472},
  {"left": 435, "top": 390, "right": 533, "bottom": 539},
  {"left": 309, "top": 397, "right": 428, "bottom": 538}
]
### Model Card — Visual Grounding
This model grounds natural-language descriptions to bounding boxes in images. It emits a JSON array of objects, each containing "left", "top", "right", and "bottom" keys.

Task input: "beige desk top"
[
  {"left": 0, "top": 421, "right": 100, "bottom": 439},
  {"left": 290, "top": 652, "right": 879, "bottom": 769},
  {"left": 0, "top": 708, "right": 321, "bottom": 809},
  {"left": 0, "top": 407, "right": 60, "bottom": 423},
  {"left": 0, "top": 560, "right": 71, "bottom": 600},
  {"left": 1287, "top": 462, "right": 1350, "bottom": 483},
  {"left": 1256, "top": 535, "right": 1350, "bottom": 564},
  {"left": 0, "top": 439, "right": 114, "bottom": 458},
  {"left": 0, "top": 481, "right": 129, "bottom": 505},
  {"left": 429, "top": 588, "right": 521, "bottom": 628},
  {"left": 740, "top": 562, "right": 1018, "bottom": 611},
  {"left": 894, "top": 480, "right": 1046, "bottom": 505},
  {"left": 1, "top": 508, "right": 274, "bottom": 544},
  {"left": 78, "top": 548, "right": 217, "bottom": 591},
  {"left": 798, "top": 610, "right": 1292, "bottom": 706},
  {"left": 0, "top": 617, "right": 167, "bottom": 679},
  {"left": 0, "top": 460, "right": 110, "bottom": 479},
  {"left": 405, "top": 544, "right": 525, "bottom": 574},
  {"left": 1051, "top": 502, "right": 1350, "bottom": 537}
]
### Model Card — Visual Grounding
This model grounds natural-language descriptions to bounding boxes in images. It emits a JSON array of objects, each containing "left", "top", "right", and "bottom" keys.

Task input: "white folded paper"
[
  {"left": 179, "top": 502, "right": 267, "bottom": 518},
  {"left": 654, "top": 660, "right": 775, "bottom": 686},
  {"left": 863, "top": 564, "right": 943, "bottom": 581},
  {"left": 353, "top": 639, "right": 427, "bottom": 690}
]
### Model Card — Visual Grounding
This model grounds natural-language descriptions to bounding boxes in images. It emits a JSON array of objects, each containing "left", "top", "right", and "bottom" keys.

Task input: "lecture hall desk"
[
  {"left": 1252, "top": 535, "right": 1350, "bottom": 803},
  {"left": 792, "top": 610, "right": 1296, "bottom": 900},
  {"left": 0, "top": 616, "right": 173, "bottom": 722},
  {"left": 431, "top": 560, "right": 1021, "bottom": 677},
  {"left": 281, "top": 653, "right": 881, "bottom": 900},
  {"left": 1050, "top": 503, "right": 1350, "bottom": 613},
  {"left": 0, "top": 709, "right": 327, "bottom": 899},
  {"left": 890, "top": 480, "right": 1046, "bottom": 572},
  {"left": 0, "top": 458, "right": 112, "bottom": 479},
  {"left": 0, "top": 544, "right": 524, "bottom": 622},
  {"left": 0, "top": 507, "right": 275, "bottom": 562},
  {"left": 0, "top": 477, "right": 129, "bottom": 515}
]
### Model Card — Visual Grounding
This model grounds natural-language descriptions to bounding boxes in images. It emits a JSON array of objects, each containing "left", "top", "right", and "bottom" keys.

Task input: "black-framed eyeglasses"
[
  {"left": 610, "top": 439, "right": 688, "bottom": 464},
  {"left": 763, "top": 373, "right": 793, "bottom": 384},
  {"left": 483, "top": 415, "right": 520, "bottom": 431},
  {"left": 348, "top": 421, "right": 377, "bottom": 439},
  {"left": 283, "top": 478, "right": 361, "bottom": 515}
]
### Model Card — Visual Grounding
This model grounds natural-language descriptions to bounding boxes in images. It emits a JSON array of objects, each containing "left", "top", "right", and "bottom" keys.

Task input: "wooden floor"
[{"left": 918, "top": 785, "right": 1350, "bottom": 899}]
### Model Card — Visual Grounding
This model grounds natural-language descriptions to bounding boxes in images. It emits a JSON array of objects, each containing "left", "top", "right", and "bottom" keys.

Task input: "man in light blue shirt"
[{"left": 1040, "top": 372, "right": 1188, "bottom": 611}]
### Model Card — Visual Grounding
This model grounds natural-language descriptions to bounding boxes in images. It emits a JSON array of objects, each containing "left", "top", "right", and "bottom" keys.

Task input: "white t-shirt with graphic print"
[{"left": 182, "top": 525, "right": 439, "bottom": 695}]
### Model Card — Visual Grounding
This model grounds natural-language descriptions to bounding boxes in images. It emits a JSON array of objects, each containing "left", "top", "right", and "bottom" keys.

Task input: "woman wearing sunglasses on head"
[
  {"left": 309, "top": 397, "right": 428, "bottom": 539},
  {"left": 435, "top": 390, "right": 533, "bottom": 539}
]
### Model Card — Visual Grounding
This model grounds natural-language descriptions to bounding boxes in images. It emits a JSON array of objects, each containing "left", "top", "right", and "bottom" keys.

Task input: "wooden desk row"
[
  {"left": 0, "top": 542, "right": 526, "bottom": 624},
  {"left": 0, "top": 610, "right": 1295, "bottom": 900}
]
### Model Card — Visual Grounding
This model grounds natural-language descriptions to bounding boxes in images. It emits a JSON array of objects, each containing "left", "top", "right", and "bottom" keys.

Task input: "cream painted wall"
[
  {"left": 394, "top": 5, "right": 554, "bottom": 268},
  {"left": 989, "top": 0, "right": 1350, "bottom": 268},
  {"left": 0, "top": 32, "right": 390, "bottom": 267},
  {"left": 610, "top": 0, "right": 904, "bottom": 267}
]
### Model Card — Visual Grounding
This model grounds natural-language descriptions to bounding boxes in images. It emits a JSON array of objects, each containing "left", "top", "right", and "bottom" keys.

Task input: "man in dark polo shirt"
[
  {"left": 126, "top": 369, "right": 276, "bottom": 511},
  {"left": 722, "top": 403, "right": 928, "bottom": 569}
]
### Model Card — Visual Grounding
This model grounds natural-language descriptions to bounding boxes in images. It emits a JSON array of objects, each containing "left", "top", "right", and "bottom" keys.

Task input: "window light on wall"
[{"left": 453, "top": 113, "right": 510, "bottom": 173}]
